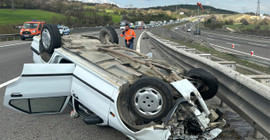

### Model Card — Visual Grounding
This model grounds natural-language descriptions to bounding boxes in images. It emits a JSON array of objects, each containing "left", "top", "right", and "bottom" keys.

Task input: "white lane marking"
[
  {"left": 0, "top": 42, "right": 31, "bottom": 48},
  {"left": 203, "top": 31, "right": 270, "bottom": 44},
  {"left": 210, "top": 43, "right": 270, "bottom": 61},
  {"left": 136, "top": 30, "right": 146, "bottom": 52},
  {"left": 0, "top": 77, "right": 20, "bottom": 89},
  {"left": 247, "top": 42, "right": 267, "bottom": 47},
  {"left": 205, "top": 37, "right": 214, "bottom": 40},
  {"left": 225, "top": 42, "right": 241, "bottom": 46}
]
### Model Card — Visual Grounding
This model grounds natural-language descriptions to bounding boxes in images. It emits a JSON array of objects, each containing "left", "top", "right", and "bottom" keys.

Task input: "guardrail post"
[
  {"left": 220, "top": 101, "right": 227, "bottom": 107},
  {"left": 254, "top": 129, "right": 264, "bottom": 139},
  {"left": 247, "top": 75, "right": 270, "bottom": 87}
]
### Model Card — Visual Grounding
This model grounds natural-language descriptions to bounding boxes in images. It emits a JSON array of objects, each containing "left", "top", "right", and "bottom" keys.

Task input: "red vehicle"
[{"left": 20, "top": 21, "right": 45, "bottom": 40}]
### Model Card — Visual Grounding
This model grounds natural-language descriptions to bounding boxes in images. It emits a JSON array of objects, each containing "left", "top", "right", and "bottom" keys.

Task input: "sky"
[{"left": 79, "top": 0, "right": 270, "bottom": 14}]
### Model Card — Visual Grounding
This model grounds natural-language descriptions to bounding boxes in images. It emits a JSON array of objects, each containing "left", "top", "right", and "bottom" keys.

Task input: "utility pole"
[{"left": 256, "top": 0, "right": 260, "bottom": 21}]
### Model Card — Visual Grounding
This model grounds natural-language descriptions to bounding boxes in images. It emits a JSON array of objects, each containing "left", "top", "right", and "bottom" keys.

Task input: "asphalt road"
[
  {"left": 0, "top": 29, "right": 145, "bottom": 140},
  {"left": 182, "top": 23, "right": 270, "bottom": 59}
]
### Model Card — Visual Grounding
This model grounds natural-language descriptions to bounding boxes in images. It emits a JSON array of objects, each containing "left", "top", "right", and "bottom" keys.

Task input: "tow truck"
[{"left": 3, "top": 24, "right": 225, "bottom": 140}]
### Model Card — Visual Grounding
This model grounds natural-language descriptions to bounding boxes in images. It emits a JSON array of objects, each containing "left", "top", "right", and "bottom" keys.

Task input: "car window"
[
  {"left": 9, "top": 96, "right": 67, "bottom": 114},
  {"left": 23, "top": 23, "right": 39, "bottom": 29},
  {"left": 38, "top": 24, "right": 42, "bottom": 30}
]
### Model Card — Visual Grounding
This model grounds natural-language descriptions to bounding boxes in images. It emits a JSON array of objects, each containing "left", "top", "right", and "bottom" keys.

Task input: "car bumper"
[{"left": 20, "top": 34, "right": 37, "bottom": 38}]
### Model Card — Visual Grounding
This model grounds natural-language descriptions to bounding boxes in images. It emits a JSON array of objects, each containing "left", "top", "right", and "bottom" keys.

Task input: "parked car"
[
  {"left": 20, "top": 20, "right": 45, "bottom": 40},
  {"left": 187, "top": 28, "right": 191, "bottom": 32},
  {"left": 58, "top": 25, "right": 70, "bottom": 35},
  {"left": 3, "top": 24, "right": 224, "bottom": 140}
]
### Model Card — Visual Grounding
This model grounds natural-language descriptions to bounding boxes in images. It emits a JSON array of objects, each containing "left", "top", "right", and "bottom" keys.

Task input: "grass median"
[{"left": 159, "top": 35, "right": 270, "bottom": 75}]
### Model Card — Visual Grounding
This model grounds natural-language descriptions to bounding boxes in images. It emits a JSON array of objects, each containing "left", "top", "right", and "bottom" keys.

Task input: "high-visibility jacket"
[{"left": 121, "top": 29, "right": 136, "bottom": 43}]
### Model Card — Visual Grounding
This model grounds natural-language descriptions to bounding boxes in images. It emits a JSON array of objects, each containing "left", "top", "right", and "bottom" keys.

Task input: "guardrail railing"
[
  {"left": 146, "top": 31, "right": 270, "bottom": 139},
  {"left": 0, "top": 33, "right": 20, "bottom": 41}
]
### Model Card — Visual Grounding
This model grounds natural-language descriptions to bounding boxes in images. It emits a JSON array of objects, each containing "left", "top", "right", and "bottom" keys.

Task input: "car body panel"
[
  {"left": 3, "top": 34, "right": 223, "bottom": 140},
  {"left": 3, "top": 64, "right": 74, "bottom": 114}
]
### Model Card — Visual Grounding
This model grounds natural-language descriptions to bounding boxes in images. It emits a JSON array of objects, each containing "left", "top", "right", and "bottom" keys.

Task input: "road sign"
[{"left": 251, "top": 51, "right": 254, "bottom": 56}]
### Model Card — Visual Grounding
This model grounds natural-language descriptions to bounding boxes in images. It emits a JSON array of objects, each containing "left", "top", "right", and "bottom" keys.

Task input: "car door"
[{"left": 3, "top": 64, "right": 75, "bottom": 114}]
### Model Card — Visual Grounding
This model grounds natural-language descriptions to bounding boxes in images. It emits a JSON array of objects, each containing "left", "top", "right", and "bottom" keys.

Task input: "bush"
[
  {"left": 254, "top": 25, "right": 260, "bottom": 30},
  {"left": 0, "top": 25, "right": 19, "bottom": 34},
  {"left": 225, "top": 19, "right": 234, "bottom": 25},
  {"left": 259, "top": 18, "right": 270, "bottom": 25},
  {"left": 240, "top": 19, "right": 249, "bottom": 25},
  {"left": 204, "top": 15, "right": 224, "bottom": 29}
]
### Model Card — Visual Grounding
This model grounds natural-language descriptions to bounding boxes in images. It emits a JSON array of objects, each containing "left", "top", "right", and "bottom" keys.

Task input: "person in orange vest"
[{"left": 121, "top": 23, "right": 136, "bottom": 49}]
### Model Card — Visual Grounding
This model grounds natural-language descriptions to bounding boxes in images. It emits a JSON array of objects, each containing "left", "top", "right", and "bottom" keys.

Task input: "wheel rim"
[
  {"left": 134, "top": 87, "right": 163, "bottom": 116},
  {"left": 42, "top": 29, "right": 51, "bottom": 49},
  {"left": 104, "top": 33, "right": 110, "bottom": 43}
]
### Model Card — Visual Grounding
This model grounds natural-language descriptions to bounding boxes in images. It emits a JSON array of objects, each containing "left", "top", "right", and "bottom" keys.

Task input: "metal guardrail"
[
  {"left": 0, "top": 33, "right": 20, "bottom": 41},
  {"left": 146, "top": 31, "right": 270, "bottom": 139}
]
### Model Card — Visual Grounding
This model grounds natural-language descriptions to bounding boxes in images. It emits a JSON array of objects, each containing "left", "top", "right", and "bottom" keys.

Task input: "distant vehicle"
[
  {"left": 187, "top": 28, "right": 191, "bottom": 32},
  {"left": 169, "top": 20, "right": 174, "bottom": 24},
  {"left": 20, "top": 20, "right": 45, "bottom": 40},
  {"left": 194, "top": 29, "right": 201, "bottom": 35},
  {"left": 58, "top": 25, "right": 70, "bottom": 35},
  {"left": 130, "top": 23, "right": 135, "bottom": 29},
  {"left": 135, "top": 21, "right": 145, "bottom": 30},
  {"left": 120, "top": 20, "right": 127, "bottom": 30},
  {"left": 174, "top": 27, "right": 179, "bottom": 30}
]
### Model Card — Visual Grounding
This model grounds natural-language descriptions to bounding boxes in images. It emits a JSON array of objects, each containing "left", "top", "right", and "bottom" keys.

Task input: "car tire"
[
  {"left": 185, "top": 68, "right": 218, "bottom": 100},
  {"left": 40, "top": 24, "right": 61, "bottom": 54},
  {"left": 20, "top": 37, "right": 25, "bottom": 40},
  {"left": 127, "top": 77, "right": 173, "bottom": 122},
  {"left": 39, "top": 24, "right": 61, "bottom": 62},
  {"left": 99, "top": 26, "right": 119, "bottom": 44}
]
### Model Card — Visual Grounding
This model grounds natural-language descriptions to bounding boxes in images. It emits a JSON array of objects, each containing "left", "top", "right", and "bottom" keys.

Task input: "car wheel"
[
  {"left": 185, "top": 68, "right": 218, "bottom": 100},
  {"left": 99, "top": 26, "right": 119, "bottom": 44},
  {"left": 20, "top": 37, "right": 25, "bottom": 40},
  {"left": 39, "top": 24, "right": 61, "bottom": 62},
  {"left": 40, "top": 24, "right": 61, "bottom": 54},
  {"left": 127, "top": 77, "right": 173, "bottom": 122}
]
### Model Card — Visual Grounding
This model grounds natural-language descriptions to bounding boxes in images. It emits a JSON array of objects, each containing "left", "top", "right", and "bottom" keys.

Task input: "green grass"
[
  {"left": 0, "top": 9, "right": 63, "bottom": 25},
  {"left": 83, "top": 5, "right": 95, "bottom": 9},
  {"left": 111, "top": 14, "right": 121, "bottom": 23},
  {"left": 225, "top": 24, "right": 270, "bottom": 30},
  {"left": 105, "top": 9, "right": 113, "bottom": 13},
  {"left": 96, "top": 12, "right": 121, "bottom": 23}
]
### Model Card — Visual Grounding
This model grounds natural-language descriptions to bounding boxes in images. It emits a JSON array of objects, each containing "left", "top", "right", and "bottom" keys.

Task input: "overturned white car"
[{"left": 3, "top": 24, "right": 225, "bottom": 140}]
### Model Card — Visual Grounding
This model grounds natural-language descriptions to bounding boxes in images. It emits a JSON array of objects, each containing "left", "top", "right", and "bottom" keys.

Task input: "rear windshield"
[{"left": 23, "top": 23, "right": 39, "bottom": 29}]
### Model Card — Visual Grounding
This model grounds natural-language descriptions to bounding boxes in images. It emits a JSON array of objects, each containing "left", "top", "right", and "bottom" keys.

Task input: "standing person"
[{"left": 121, "top": 23, "right": 136, "bottom": 49}]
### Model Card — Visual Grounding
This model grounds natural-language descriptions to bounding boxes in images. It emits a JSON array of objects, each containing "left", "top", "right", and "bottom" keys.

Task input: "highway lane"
[
  {"left": 182, "top": 23, "right": 270, "bottom": 59},
  {"left": 0, "top": 29, "right": 144, "bottom": 140}
]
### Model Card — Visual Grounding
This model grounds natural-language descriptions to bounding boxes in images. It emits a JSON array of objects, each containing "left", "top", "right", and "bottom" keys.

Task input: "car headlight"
[
  {"left": 20, "top": 30, "right": 22, "bottom": 33},
  {"left": 32, "top": 30, "right": 36, "bottom": 33}
]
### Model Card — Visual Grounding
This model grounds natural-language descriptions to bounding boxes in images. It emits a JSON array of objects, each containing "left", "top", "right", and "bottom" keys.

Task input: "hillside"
[
  {"left": 0, "top": 9, "right": 63, "bottom": 25},
  {"left": 144, "top": 4, "right": 238, "bottom": 16}
]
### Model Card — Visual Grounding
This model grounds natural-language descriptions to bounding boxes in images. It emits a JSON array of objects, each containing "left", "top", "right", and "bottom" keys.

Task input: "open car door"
[{"left": 3, "top": 64, "right": 75, "bottom": 114}]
